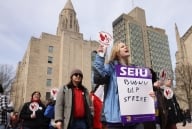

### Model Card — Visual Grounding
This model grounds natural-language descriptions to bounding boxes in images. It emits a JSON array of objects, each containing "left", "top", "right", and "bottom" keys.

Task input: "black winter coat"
[
  {"left": 19, "top": 101, "right": 49, "bottom": 129},
  {"left": 165, "top": 95, "right": 184, "bottom": 125},
  {"left": 155, "top": 89, "right": 168, "bottom": 129}
]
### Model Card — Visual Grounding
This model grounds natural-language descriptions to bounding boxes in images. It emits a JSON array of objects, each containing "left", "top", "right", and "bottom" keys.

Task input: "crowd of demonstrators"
[
  {"left": 54, "top": 69, "right": 93, "bottom": 129},
  {"left": 150, "top": 69, "right": 186, "bottom": 129},
  {"left": 92, "top": 41, "right": 190, "bottom": 129},
  {"left": 93, "top": 41, "right": 156, "bottom": 129},
  {"left": 1, "top": 46, "right": 192, "bottom": 129}
]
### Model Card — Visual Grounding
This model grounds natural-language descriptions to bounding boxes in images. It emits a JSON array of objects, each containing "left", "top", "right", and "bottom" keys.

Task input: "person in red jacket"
[{"left": 90, "top": 85, "right": 104, "bottom": 129}]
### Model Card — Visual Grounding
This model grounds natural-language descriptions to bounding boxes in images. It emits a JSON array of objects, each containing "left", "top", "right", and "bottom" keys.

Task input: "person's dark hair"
[
  {"left": 0, "top": 84, "right": 4, "bottom": 93},
  {"left": 31, "top": 91, "right": 41, "bottom": 98},
  {"left": 93, "top": 68, "right": 109, "bottom": 85}
]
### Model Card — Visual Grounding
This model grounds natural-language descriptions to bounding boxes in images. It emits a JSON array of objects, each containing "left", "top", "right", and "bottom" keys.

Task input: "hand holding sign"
[
  {"left": 29, "top": 102, "right": 39, "bottom": 118},
  {"left": 159, "top": 69, "right": 167, "bottom": 83},
  {"left": 159, "top": 68, "right": 174, "bottom": 99},
  {"left": 98, "top": 31, "right": 113, "bottom": 57},
  {"left": 51, "top": 88, "right": 58, "bottom": 100},
  {"left": 159, "top": 68, "right": 173, "bottom": 84},
  {"left": 98, "top": 31, "right": 113, "bottom": 46}
]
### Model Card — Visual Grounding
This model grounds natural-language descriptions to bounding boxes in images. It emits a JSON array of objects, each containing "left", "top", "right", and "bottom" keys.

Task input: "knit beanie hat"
[{"left": 70, "top": 69, "right": 83, "bottom": 78}]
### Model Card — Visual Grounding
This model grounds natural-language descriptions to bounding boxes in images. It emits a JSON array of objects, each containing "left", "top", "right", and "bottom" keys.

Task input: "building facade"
[
  {"left": 11, "top": 0, "right": 98, "bottom": 111},
  {"left": 112, "top": 7, "right": 172, "bottom": 74},
  {"left": 175, "top": 24, "right": 192, "bottom": 65},
  {"left": 174, "top": 24, "right": 192, "bottom": 110}
]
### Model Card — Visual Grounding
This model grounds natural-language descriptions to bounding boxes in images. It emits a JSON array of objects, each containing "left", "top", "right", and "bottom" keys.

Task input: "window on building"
[
  {"left": 46, "top": 79, "right": 52, "bottom": 86},
  {"left": 48, "top": 56, "right": 53, "bottom": 63},
  {"left": 46, "top": 92, "right": 51, "bottom": 100},
  {"left": 48, "top": 46, "right": 54, "bottom": 53},
  {"left": 47, "top": 67, "right": 52, "bottom": 75},
  {"left": 70, "top": 14, "right": 72, "bottom": 28}
]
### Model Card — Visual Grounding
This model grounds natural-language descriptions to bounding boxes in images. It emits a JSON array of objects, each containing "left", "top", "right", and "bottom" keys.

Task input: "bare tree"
[
  {"left": 175, "top": 63, "right": 192, "bottom": 111},
  {"left": 0, "top": 64, "right": 15, "bottom": 93}
]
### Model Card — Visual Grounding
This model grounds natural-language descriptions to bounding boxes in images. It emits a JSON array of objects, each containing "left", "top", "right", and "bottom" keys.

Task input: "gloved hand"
[{"left": 182, "top": 120, "right": 186, "bottom": 126}]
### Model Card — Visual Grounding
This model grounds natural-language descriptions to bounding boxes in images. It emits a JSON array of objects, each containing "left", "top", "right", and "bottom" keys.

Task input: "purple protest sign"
[
  {"left": 115, "top": 65, "right": 152, "bottom": 79},
  {"left": 115, "top": 65, "right": 155, "bottom": 124}
]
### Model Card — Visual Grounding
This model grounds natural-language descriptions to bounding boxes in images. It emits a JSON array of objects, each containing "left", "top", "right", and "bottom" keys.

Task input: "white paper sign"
[
  {"left": 94, "top": 85, "right": 104, "bottom": 102},
  {"left": 116, "top": 65, "right": 155, "bottom": 123}
]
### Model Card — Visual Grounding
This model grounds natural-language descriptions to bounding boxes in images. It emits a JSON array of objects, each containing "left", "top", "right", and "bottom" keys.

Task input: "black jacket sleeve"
[{"left": 93, "top": 68, "right": 109, "bottom": 85}]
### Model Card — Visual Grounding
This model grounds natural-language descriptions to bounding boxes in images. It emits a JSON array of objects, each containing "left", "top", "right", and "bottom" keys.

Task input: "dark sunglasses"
[{"left": 73, "top": 73, "right": 83, "bottom": 77}]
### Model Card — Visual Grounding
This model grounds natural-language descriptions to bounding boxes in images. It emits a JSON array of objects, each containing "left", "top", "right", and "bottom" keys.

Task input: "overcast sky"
[{"left": 0, "top": 0, "right": 191, "bottom": 71}]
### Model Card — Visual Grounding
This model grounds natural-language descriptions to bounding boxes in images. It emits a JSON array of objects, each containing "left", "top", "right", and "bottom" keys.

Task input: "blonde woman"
[{"left": 93, "top": 41, "right": 144, "bottom": 129}]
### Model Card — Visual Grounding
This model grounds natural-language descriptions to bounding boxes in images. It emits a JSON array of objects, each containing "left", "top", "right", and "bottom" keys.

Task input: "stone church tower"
[
  {"left": 57, "top": 0, "right": 79, "bottom": 35},
  {"left": 11, "top": 0, "right": 98, "bottom": 111},
  {"left": 174, "top": 24, "right": 192, "bottom": 110}
]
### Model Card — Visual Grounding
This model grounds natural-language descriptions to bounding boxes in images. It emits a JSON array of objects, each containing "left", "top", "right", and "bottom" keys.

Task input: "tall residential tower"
[{"left": 113, "top": 7, "right": 172, "bottom": 74}]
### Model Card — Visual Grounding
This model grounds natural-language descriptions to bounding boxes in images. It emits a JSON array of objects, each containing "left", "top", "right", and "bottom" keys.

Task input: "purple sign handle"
[{"left": 121, "top": 114, "right": 155, "bottom": 124}]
